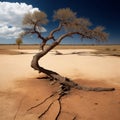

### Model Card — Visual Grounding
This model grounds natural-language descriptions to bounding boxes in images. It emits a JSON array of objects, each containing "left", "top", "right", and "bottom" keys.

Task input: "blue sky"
[{"left": 0, "top": 0, "right": 120, "bottom": 44}]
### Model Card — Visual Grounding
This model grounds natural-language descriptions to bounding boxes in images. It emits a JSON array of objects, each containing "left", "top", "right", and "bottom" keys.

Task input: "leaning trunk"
[
  {"left": 31, "top": 43, "right": 115, "bottom": 92},
  {"left": 31, "top": 42, "right": 65, "bottom": 81}
]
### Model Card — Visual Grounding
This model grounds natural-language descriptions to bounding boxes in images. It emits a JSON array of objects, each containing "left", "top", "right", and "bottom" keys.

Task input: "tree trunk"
[
  {"left": 30, "top": 43, "right": 115, "bottom": 120},
  {"left": 18, "top": 45, "right": 20, "bottom": 49},
  {"left": 31, "top": 44, "right": 115, "bottom": 92}
]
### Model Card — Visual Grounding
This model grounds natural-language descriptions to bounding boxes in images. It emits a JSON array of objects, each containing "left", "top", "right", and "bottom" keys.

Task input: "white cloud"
[
  {"left": 0, "top": 25, "right": 22, "bottom": 39},
  {"left": 0, "top": 2, "right": 44, "bottom": 39}
]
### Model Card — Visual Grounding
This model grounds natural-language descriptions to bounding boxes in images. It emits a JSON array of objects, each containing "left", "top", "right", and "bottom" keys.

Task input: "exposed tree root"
[
  {"left": 26, "top": 76, "right": 115, "bottom": 119},
  {"left": 21, "top": 7, "right": 116, "bottom": 119},
  {"left": 73, "top": 83, "right": 115, "bottom": 92},
  {"left": 26, "top": 77, "right": 115, "bottom": 120},
  {"left": 29, "top": 49, "right": 115, "bottom": 119},
  {"left": 72, "top": 116, "right": 77, "bottom": 120},
  {"left": 38, "top": 95, "right": 63, "bottom": 120},
  {"left": 27, "top": 92, "right": 57, "bottom": 111},
  {"left": 38, "top": 102, "right": 54, "bottom": 119},
  {"left": 27, "top": 83, "right": 78, "bottom": 119},
  {"left": 55, "top": 95, "right": 62, "bottom": 120},
  {"left": 58, "top": 77, "right": 115, "bottom": 92}
]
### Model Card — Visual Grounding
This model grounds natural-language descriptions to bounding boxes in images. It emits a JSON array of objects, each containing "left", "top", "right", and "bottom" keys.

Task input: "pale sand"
[
  {"left": 0, "top": 49, "right": 120, "bottom": 120},
  {"left": 0, "top": 51, "right": 38, "bottom": 90}
]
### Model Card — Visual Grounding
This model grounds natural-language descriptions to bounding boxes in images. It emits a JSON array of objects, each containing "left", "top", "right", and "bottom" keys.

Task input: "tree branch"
[
  {"left": 50, "top": 23, "right": 63, "bottom": 36},
  {"left": 33, "top": 22, "right": 46, "bottom": 40},
  {"left": 45, "top": 23, "right": 63, "bottom": 41},
  {"left": 56, "top": 31, "right": 91, "bottom": 44}
]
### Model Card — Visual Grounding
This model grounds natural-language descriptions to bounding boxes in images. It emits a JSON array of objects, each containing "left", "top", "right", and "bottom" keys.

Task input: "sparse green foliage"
[{"left": 16, "top": 38, "right": 23, "bottom": 49}]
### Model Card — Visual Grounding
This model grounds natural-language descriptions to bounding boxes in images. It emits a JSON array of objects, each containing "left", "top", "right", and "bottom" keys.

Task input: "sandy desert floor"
[{"left": 0, "top": 49, "right": 120, "bottom": 120}]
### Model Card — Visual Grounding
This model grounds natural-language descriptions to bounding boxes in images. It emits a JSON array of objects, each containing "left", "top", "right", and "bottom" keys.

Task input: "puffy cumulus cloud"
[
  {"left": 0, "top": 2, "right": 45, "bottom": 39},
  {"left": 0, "top": 25, "right": 22, "bottom": 39}
]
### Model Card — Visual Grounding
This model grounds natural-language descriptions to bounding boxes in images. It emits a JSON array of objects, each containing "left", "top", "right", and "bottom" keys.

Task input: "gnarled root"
[
  {"left": 27, "top": 92, "right": 57, "bottom": 111},
  {"left": 27, "top": 77, "right": 115, "bottom": 119},
  {"left": 58, "top": 77, "right": 115, "bottom": 92},
  {"left": 27, "top": 84, "right": 77, "bottom": 119},
  {"left": 30, "top": 52, "right": 115, "bottom": 119}
]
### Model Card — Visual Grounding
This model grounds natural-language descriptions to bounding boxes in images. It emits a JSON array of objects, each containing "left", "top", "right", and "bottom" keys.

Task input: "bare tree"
[
  {"left": 16, "top": 37, "right": 23, "bottom": 49},
  {"left": 21, "top": 8, "right": 115, "bottom": 119}
]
